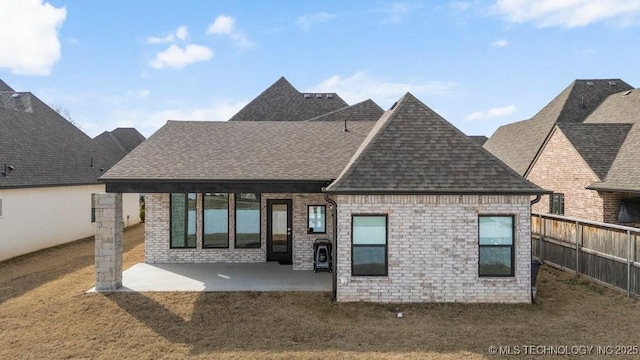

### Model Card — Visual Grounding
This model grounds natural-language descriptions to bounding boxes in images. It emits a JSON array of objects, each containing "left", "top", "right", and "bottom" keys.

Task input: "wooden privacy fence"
[{"left": 531, "top": 212, "right": 640, "bottom": 298}]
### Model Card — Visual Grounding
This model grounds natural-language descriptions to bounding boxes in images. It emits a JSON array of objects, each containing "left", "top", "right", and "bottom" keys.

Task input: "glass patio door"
[{"left": 267, "top": 199, "right": 292, "bottom": 263}]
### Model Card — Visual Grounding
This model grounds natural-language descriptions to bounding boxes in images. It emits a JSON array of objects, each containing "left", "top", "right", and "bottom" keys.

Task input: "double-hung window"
[
  {"left": 170, "top": 193, "right": 197, "bottom": 248},
  {"left": 352, "top": 215, "right": 387, "bottom": 276},
  {"left": 478, "top": 215, "right": 515, "bottom": 277},
  {"left": 203, "top": 193, "right": 229, "bottom": 248}
]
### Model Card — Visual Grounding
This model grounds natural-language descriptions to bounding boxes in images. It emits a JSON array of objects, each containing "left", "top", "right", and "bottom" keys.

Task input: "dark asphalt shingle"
[
  {"left": 484, "top": 79, "right": 633, "bottom": 175},
  {"left": 306, "top": 99, "right": 383, "bottom": 122},
  {"left": 101, "top": 121, "right": 375, "bottom": 181},
  {"left": 0, "top": 82, "right": 145, "bottom": 189},
  {"left": 229, "top": 77, "right": 348, "bottom": 122},
  {"left": 325, "top": 93, "right": 545, "bottom": 194},
  {"left": 556, "top": 123, "right": 631, "bottom": 179}
]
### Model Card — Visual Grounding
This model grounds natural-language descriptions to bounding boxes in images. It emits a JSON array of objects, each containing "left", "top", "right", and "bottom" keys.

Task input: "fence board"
[{"left": 532, "top": 213, "right": 640, "bottom": 298}]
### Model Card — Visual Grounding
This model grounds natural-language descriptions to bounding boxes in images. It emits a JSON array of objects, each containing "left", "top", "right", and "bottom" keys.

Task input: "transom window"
[
  {"left": 478, "top": 215, "right": 515, "bottom": 277},
  {"left": 352, "top": 215, "right": 387, "bottom": 276},
  {"left": 170, "top": 193, "right": 197, "bottom": 248},
  {"left": 203, "top": 193, "right": 229, "bottom": 248},
  {"left": 308, "top": 205, "right": 326, "bottom": 234}
]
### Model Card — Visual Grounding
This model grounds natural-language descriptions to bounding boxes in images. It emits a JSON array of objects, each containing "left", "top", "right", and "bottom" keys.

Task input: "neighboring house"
[
  {"left": 526, "top": 89, "right": 640, "bottom": 226},
  {"left": 485, "top": 79, "right": 640, "bottom": 225},
  {"left": 99, "top": 78, "right": 546, "bottom": 303},
  {"left": 0, "top": 80, "right": 145, "bottom": 261}
]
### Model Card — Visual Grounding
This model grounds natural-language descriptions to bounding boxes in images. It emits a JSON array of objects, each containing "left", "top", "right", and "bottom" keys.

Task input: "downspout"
[
  {"left": 324, "top": 191, "right": 338, "bottom": 302},
  {"left": 530, "top": 195, "right": 541, "bottom": 205}
]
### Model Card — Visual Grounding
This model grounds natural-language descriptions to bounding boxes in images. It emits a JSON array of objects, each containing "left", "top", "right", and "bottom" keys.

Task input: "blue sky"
[{"left": 1, "top": 0, "right": 639, "bottom": 138}]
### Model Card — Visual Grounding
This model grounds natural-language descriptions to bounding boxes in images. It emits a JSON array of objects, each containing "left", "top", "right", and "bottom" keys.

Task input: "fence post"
[
  {"left": 540, "top": 214, "right": 544, "bottom": 262},
  {"left": 628, "top": 230, "right": 632, "bottom": 297},
  {"left": 575, "top": 221, "right": 580, "bottom": 278}
]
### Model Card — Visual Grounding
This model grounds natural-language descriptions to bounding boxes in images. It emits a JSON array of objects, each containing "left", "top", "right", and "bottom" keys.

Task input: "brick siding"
[
  {"left": 145, "top": 193, "right": 332, "bottom": 268},
  {"left": 527, "top": 129, "right": 605, "bottom": 222},
  {"left": 334, "top": 194, "right": 532, "bottom": 303}
]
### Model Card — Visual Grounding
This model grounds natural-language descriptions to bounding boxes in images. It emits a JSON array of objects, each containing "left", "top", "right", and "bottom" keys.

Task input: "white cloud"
[
  {"left": 297, "top": 12, "right": 337, "bottom": 30},
  {"left": 207, "top": 15, "right": 254, "bottom": 48},
  {"left": 147, "top": 25, "right": 189, "bottom": 44},
  {"left": 381, "top": 2, "right": 411, "bottom": 24},
  {"left": 110, "top": 99, "right": 248, "bottom": 137},
  {"left": 0, "top": 0, "right": 66, "bottom": 75},
  {"left": 149, "top": 44, "right": 213, "bottom": 69},
  {"left": 207, "top": 15, "right": 235, "bottom": 34},
  {"left": 491, "top": 39, "right": 509, "bottom": 47},
  {"left": 176, "top": 26, "right": 188, "bottom": 41},
  {"left": 307, "top": 71, "right": 456, "bottom": 108},
  {"left": 127, "top": 89, "right": 150, "bottom": 98},
  {"left": 464, "top": 105, "right": 516, "bottom": 121},
  {"left": 493, "top": 0, "right": 640, "bottom": 28}
]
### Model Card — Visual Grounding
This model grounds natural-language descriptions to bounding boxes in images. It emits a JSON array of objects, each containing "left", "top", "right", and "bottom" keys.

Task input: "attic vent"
[
  {"left": 11, "top": 93, "right": 19, "bottom": 98},
  {"left": 624, "top": 90, "right": 632, "bottom": 96},
  {"left": 326, "top": 94, "right": 333, "bottom": 98},
  {"left": 609, "top": 81, "right": 617, "bottom": 86},
  {"left": 315, "top": 94, "right": 322, "bottom": 98},
  {"left": 303, "top": 94, "right": 311, "bottom": 98},
  {"left": 586, "top": 81, "right": 595, "bottom": 86}
]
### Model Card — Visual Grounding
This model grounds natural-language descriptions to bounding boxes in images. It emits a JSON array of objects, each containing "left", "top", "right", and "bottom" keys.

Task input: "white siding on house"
[
  {"left": 335, "top": 194, "right": 532, "bottom": 303},
  {"left": 0, "top": 185, "right": 140, "bottom": 262}
]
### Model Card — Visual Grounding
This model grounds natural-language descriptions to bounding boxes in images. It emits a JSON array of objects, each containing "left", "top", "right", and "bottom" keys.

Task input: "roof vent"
[
  {"left": 624, "top": 90, "right": 632, "bottom": 96},
  {"left": 315, "top": 94, "right": 322, "bottom": 98},
  {"left": 303, "top": 94, "right": 311, "bottom": 98},
  {"left": 609, "top": 81, "right": 617, "bottom": 86},
  {"left": 389, "top": 101, "right": 397, "bottom": 110},
  {"left": 326, "top": 94, "right": 333, "bottom": 98},
  {"left": 586, "top": 81, "right": 595, "bottom": 86},
  {"left": 11, "top": 93, "right": 19, "bottom": 98}
]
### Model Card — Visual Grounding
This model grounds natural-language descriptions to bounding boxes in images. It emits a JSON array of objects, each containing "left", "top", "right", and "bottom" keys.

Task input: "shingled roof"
[
  {"left": 102, "top": 121, "right": 375, "bottom": 182},
  {"left": 306, "top": 99, "right": 383, "bottom": 122},
  {"left": 229, "top": 77, "right": 348, "bottom": 122},
  {"left": 325, "top": 93, "right": 545, "bottom": 194},
  {"left": 0, "top": 82, "right": 145, "bottom": 189},
  {"left": 484, "top": 79, "right": 633, "bottom": 175},
  {"left": 583, "top": 89, "right": 640, "bottom": 193},
  {"left": 554, "top": 123, "right": 632, "bottom": 179},
  {"left": 0, "top": 79, "right": 14, "bottom": 92}
]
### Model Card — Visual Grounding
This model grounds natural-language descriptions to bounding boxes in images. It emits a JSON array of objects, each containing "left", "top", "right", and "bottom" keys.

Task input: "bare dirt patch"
[{"left": 1, "top": 225, "right": 639, "bottom": 359}]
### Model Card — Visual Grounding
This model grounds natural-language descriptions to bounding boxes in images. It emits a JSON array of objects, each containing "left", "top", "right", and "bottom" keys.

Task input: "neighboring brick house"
[
  {"left": 0, "top": 79, "right": 145, "bottom": 261},
  {"left": 98, "top": 78, "right": 546, "bottom": 303},
  {"left": 485, "top": 79, "right": 640, "bottom": 226}
]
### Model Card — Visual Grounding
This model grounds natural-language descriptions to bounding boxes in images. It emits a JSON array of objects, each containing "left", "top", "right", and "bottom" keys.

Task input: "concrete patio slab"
[{"left": 88, "top": 262, "right": 331, "bottom": 292}]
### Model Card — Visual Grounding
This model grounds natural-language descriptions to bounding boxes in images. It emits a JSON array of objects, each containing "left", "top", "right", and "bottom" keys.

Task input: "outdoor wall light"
[{"left": 2, "top": 164, "right": 15, "bottom": 176}]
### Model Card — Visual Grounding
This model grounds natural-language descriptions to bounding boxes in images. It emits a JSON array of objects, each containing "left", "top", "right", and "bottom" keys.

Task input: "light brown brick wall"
[
  {"left": 601, "top": 191, "right": 640, "bottom": 227},
  {"left": 527, "top": 129, "right": 604, "bottom": 222},
  {"left": 145, "top": 192, "right": 332, "bottom": 269},
  {"left": 334, "top": 194, "right": 532, "bottom": 303}
]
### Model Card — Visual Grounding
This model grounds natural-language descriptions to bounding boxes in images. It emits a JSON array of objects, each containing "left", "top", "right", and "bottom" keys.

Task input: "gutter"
[
  {"left": 530, "top": 195, "right": 541, "bottom": 205},
  {"left": 323, "top": 191, "right": 338, "bottom": 302}
]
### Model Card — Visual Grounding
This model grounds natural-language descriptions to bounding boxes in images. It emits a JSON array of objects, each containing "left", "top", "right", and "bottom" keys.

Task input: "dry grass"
[{"left": 1, "top": 225, "right": 639, "bottom": 359}]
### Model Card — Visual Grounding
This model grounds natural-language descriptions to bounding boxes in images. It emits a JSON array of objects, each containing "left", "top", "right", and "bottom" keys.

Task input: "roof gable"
[
  {"left": 484, "top": 79, "right": 633, "bottom": 175},
  {"left": 0, "top": 79, "right": 13, "bottom": 92},
  {"left": 326, "top": 93, "right": 544, "bottom": 194},
  {"left": 229, "top": 77, "right": 348, "bottom": 122},
  {"left": 557, "top": 123, "right": 631, "bottom": 179}
]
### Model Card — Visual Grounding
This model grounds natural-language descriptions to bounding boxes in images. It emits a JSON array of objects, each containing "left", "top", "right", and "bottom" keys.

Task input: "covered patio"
[{"left": 90, "top": 262, "right": 331, "bottom": 292}]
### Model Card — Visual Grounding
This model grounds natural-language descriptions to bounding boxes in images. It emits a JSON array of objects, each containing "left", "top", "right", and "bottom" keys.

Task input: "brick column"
[{"left": 94, "top": 193, "right": 123, "bottom": 291}]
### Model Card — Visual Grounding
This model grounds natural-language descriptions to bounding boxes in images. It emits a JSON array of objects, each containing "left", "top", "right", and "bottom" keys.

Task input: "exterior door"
[{"left": 267, "top": 199, "right": 292, "bottom": 263}]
